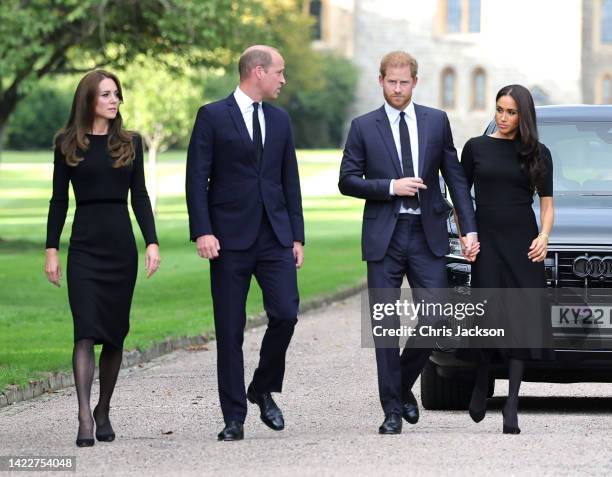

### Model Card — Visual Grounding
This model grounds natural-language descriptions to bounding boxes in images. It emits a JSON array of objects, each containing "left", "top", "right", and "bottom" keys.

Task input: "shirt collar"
[
  {"left": 234, "top": 86, "right": 262, "bottom": 114},
  {"left": 384, "top": 100, "right": 415, "bottom": 124}
]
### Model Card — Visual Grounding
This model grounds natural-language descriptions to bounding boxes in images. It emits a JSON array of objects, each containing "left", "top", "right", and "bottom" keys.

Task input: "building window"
[
  {"left": 309, "top": 0, "right": 323, "bottom": 40},
  {"left": 468, "top": 0, "right": 481, "bottom": 32},
  {"left": 603, "top": 75, "right": 612, "bottom": 103},
  {"left": 472, "top": 68, "right": 486, "bottom": 110},
  {"left": 602, "top": 0, "right": 612, "bottom": 43},
  {"left": 443, "top": 0, "right": 481, "bottom": 33},
  {"left": 441, "top": 68, "right": 457, "bottom": 109},
  {"left": 447, "top": 0, "right": 462, "bottom": 33},
  {"left": 530, "top": 86, "right": 549, "bottom": 106}
]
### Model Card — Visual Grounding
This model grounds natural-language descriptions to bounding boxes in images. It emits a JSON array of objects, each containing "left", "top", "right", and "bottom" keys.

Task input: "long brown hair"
[
  {"left": 495, "top": 84, "right": 547, "bottom": 193},
  {"left": 55, "top": 70, "right": 135, "bottom": 167}
]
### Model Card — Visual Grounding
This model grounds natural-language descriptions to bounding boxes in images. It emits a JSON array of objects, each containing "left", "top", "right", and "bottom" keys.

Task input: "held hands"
[
  {"left": 145, "top": 243, "right": 161, "bottom": 278},
  {"left": 528, "top": 233, "right": 548, "bottom": 262},
  {"left": 293, "top": 241, "right": 304, "bottom": 269},
  {"left": 460, "top": 233, "right": 480, "bottom": 262},
  {"left": 45, "top": 248, "right": 62, "bottom": 287},
  {"left": 393, "top": 177, "right": 427, "bottom": 196},
  {"left": 196, "top": 234, "right": 221, "bottom": 259}
]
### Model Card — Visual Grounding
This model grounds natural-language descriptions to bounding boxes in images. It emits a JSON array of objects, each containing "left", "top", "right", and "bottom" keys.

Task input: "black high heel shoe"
[
  {"left": 501, "top": 407, "right": 521, "bottom": 434},
  {"left": 469, "top": 407, "right": 486, "bottom": 423},
  {"left": 76, "top": 437, "right": 95, "bottom": 447},
  {"left": 93, "top": 406, "right": 116, "bottom": 442},
  {"left": 76, "top": 420, "right": 95, "bottom": 447},
  {"left": 468, "top": 387, "right": 487, "bottom": 423}
]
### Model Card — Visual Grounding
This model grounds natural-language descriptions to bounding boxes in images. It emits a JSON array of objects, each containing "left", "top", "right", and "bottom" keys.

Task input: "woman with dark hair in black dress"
[
  {"left": 44, "top": 70, "right": 160, "bottom": 447},
  {"left": 459, "top": 84, "right": 554, "bottom": 434}
]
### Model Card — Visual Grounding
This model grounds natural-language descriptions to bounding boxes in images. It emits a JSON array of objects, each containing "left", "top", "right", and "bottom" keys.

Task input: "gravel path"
[{"left": 2, "top": 294, "right": 612, "bottom": 476}]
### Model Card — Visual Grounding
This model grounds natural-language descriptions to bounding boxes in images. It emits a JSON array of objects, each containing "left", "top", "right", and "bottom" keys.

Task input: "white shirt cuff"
[{"left": 389, "top": 179, "right": 395, "bottom": 196}]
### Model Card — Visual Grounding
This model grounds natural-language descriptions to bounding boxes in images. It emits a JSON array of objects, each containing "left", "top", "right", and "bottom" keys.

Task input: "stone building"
[
  {"left": 582, "top": 0, "right": 612, "bottom": 104},
  {"left": 309, "top": 0, "right": 611, "bottom": 147}
]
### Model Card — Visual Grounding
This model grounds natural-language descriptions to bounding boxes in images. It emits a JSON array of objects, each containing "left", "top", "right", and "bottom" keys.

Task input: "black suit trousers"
[
  {"left": 367, "top": 214, "right": 447, "bottom": 416},
  {"left": 210, "top": 213, "right": 299, "bottom": 424}
]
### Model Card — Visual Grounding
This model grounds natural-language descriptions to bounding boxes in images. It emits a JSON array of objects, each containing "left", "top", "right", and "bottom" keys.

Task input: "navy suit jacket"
[
  {"left": 339, "top": 104, "right": 476, "bottom": 261},
  {"left": 186, "top": 94, "right": 304, "bottom": 250}
]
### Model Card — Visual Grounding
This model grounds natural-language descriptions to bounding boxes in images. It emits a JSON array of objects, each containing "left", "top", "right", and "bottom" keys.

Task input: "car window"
[{"left": 539, "top": 122, "right": 612, "bottom": 193}]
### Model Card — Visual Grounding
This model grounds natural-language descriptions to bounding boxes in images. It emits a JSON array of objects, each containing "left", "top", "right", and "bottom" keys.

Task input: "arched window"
[
  {"left": 603, "top": 75, "right": 612, "bottom": 103},
  {"left": 602, "top": 0, "right": 612, "bottom": 43},
  {"left": 441, "top": 68, "right": 457, "bottom": 109},
  {"left": 471, "top": 68, "right": 486, "bottom": 110}
]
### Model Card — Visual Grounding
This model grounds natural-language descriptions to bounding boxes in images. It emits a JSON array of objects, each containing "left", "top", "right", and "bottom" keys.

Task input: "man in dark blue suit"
[
  {"left": 186, "top": 45, "right": 304, "bottom": 441},
  {"left": 339, "top": 51, "right": 478, "bottom": 434}
]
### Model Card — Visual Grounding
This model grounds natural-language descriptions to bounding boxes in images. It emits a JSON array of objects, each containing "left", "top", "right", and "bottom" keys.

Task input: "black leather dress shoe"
[
  {"left": 217, "top": 421, "right": 244, "bottom": 441},
  {"left": 247, "top": 384, "right": 284, "bottom": 431},
  {"left": 378, "top": 412, "right": 402, "bottom": 434},
  {"left": 402, "top": 391, "right": 419, "bottom": 425}
]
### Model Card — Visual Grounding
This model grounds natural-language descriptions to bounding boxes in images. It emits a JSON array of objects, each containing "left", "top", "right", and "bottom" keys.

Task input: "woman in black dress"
[
  {"left": 459, "top": 84, "right": 554, "bottom": 434},
  {"left": 44, "top": 70, "right": 160, "bottom": 447}
]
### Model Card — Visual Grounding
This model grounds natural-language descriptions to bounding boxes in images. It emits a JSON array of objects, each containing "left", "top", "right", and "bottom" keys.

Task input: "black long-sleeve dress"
[
  {"left": 46, "top": 134, "right": 158, "bottom": 348},
  {"left": 461, "top": 135, "right": 553, "bottom": 360}
]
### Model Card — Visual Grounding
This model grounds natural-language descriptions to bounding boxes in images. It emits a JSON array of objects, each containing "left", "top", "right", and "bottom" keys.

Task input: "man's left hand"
[
  {"left": 293, "top": 241, "right": 304, "bottom": 268},
  {"left": 461, "top": 233, "right": 480, "bottom": 262}
]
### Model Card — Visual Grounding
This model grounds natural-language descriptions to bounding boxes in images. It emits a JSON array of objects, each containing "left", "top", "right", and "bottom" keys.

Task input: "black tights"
[
  {"left": 503, "top": 358, "right": 524, "bottom": 428},
  {"left": 469, "top": 353, "right": 524, "bottom": 427},
  {"left": 72, "top": 339, "right": 123, "bottom": 439}
]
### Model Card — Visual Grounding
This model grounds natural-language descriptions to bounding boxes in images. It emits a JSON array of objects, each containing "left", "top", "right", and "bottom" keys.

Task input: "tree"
[
  {"left": 5, "top": 79, "right": 73, "bottom": 149},
  {"left": 0, "top": 0, "right": 257, "bottom": 159},
  {"left": 284, "top": 53, "right": 358, "bottom": 148},
  {"left": 120, "top": 56, "right": 202, "bottom": 211},
  {"left": 195, "top": 0, "right": 359, "bottom": 148}
]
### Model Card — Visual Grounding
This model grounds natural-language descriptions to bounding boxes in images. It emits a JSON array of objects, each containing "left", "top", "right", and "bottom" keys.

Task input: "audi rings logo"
[{"left": 572, "top": 256, "right": 612, "bottom": 278}]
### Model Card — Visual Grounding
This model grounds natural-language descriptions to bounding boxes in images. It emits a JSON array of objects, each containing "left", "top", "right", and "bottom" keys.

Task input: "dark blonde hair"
[
  {"left": 55, "top": 70, "right": 135, "bottom": 168},
  {"left": 379, "top": 51, "right": 418, "bottom": 79}
]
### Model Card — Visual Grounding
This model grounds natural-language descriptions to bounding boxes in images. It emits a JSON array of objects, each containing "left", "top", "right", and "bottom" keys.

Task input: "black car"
[{"left": 423, "top": 105, "right": 612, "bottom": 410}]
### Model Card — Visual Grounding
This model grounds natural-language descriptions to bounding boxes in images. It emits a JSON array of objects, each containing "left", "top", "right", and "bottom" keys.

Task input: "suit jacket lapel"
[
  {"left": 415, "top": 104, "right": 428, "bottom": 177},
  {"left": 375, "top": 106, "right": 403, "bottom": 178},
  {"left": 226, "top": 94, "right": 255, "bottom": 158}
]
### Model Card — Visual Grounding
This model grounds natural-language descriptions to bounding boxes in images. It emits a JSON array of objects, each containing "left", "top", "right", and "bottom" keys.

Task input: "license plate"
[{"left": 551, "top": 306, "right": 612, "bottom": 328}]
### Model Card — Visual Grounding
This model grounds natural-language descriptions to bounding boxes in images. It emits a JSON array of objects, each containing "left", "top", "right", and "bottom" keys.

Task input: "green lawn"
[
  {"left": 0, "top": 148, "right": 342, "bottom": 164},
  {"left": 0, "top": 150, "right": 365, "bottom": 391}
]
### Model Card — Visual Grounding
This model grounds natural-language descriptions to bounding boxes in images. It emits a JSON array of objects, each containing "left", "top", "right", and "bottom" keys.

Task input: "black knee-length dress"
[
  {"left": 461, "top": 135, "right": 553, "bottom": 360},
  {"left": 46, "top": 134, "right": 158, "bottom": 348}
]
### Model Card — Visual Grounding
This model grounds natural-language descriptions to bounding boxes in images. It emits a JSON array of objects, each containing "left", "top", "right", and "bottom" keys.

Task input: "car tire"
[{"left": 421, "top": 360, "right": 473, "bottom": 410}]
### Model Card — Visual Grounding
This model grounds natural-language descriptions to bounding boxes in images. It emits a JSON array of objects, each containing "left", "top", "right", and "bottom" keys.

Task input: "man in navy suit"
[
  {"left": 339, "top": 51, "right": 478, "bottom": 434},
  {"left": 186, "top": 45, "right": 304, "bottom": 441}
]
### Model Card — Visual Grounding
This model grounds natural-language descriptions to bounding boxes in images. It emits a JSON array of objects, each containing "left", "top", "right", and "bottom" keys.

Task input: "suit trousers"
[
  {"left": 210, "top": 213, "right": 299, "bottom": 424},
  {"left": 367, "top": 214, "right": 447, "bottom": 416}
]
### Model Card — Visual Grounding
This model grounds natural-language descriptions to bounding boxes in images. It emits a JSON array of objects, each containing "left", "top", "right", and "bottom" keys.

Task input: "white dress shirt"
[
  {"left": 234, "top": 86, "right": 266, "bottom": 144},
  {"left": 385, "top": 100, "right": 420, "bottom": 214}
]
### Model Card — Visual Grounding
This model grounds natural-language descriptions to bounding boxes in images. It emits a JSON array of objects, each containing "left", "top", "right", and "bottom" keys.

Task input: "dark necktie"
[
  {"left": 399, "top": 111, "right": 419, "bottom": 210},
  {"left": 252, "top": 102, "right": 263, "bottom": 168}
]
